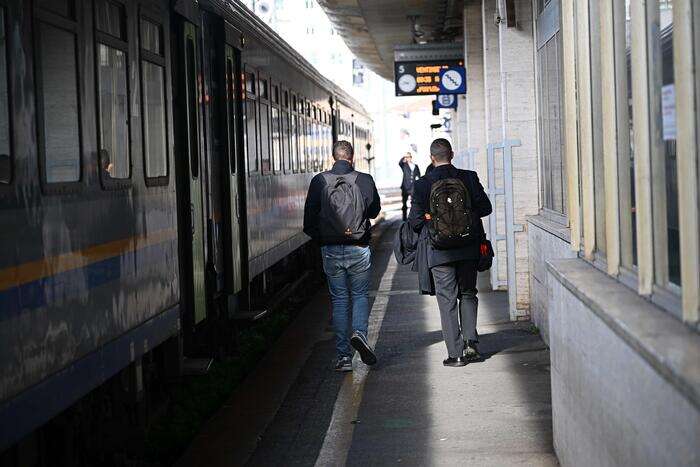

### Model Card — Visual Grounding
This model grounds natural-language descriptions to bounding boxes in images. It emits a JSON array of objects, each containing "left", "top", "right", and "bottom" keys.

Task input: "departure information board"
[{"left": 394, "top": 59, "right": 464, "bottom": 96}]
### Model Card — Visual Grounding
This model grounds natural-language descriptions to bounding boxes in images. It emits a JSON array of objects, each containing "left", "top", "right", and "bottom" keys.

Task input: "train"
[{"left": 0, "top": 0, "right": 373, "bottom": 455}]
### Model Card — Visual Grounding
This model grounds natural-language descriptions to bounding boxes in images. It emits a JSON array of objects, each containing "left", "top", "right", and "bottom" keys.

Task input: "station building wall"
[
  {"left": 532, "top": 0, "right": 700, "bottom": 464},
  {"left": 455, "top": 0, "right": 700, "bottom": 465}
]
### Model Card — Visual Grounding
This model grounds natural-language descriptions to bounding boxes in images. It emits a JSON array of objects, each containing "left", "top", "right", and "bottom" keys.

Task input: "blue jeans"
[{"left": 321, "top": 245, "right": 372, "bottom": 358}]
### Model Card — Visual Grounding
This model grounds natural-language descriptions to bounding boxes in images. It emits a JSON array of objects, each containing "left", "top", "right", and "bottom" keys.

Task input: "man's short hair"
[
  {"left": 333, "top": 140, "right": 354, "bottom": 161},
  {"left": 430, "top": 138, "right": 453, "bottom": 162}
]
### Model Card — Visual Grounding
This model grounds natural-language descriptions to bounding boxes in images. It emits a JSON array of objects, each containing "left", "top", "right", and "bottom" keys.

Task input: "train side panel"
[{"left": 0, "top": 0, "right": 180, "bottom": 448}]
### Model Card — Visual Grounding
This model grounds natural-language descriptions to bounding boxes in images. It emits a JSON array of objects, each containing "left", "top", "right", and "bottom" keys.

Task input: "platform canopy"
[{"left": 317, "top": 0, "right": 464, "bottom": 81}]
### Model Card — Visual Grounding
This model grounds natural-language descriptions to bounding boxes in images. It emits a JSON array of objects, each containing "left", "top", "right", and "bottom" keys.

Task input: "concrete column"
[
  {"left": 482, "top": 0, "right": 507, "bottom": 289},
  {"left": 498, "top": 0, "right": 539, "bottom": 314},
  {"left": 465, "top": 0, "right": 487, "bottom": 177},
  {"left": 482, "top": 0, "right": 503, "bottom": 145}
]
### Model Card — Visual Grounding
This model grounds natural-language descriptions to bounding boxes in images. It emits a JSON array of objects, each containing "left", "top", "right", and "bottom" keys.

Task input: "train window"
[
  {"left": 272, "top": 84, "right": 279, "bottom": 104},
  {"left": 244, "top": 70, "right": 258, "bottom": 173},
  {"left": 97, "top": 44, "right": 130, "bottom": 180},
  {"left": 225, "top": 51, "right": 236, "bottom": 174},
  {"left": 283, "top": 90, "right": 289, "bottom": 108},
  {"left": 305, "top": 118, "right": 312, "bottom": 171},
  {"left": 298, "top": 117, "right": 307, "bottom": 172},
  {"left": 140, "top": 18, "right": 162, "bottom": 55},
  {"left": 291, "top": 112, "right": 299, "bottom": 172},
  {"left": 185, "top": 37, "right": 199, "bottom": 178},
  {"left": 95, "top": 0, "right": 125, "bottom": 40},
  {"left": 140, "top": 18, "right": 167, "bottom": 180},
  {"left": 259, "top": 103, "right": 270, "bottom": 173},
  {"left": 271, "top": 104, "right": 281, "bottom": 173},
  {"left": 141, "top": 68, "right": 167, "bottom": 179},
  {"left": 314, "top": 121, "right": 320, "bottom": 171},
  {"left": 245, "top": 72, "right": 255, "bottom": 94},
  {"left": 37, "top": 22, "right": 81, "bottom": 183},
  {"left": 0, "top": 8, "right": 10, "bottom": 184},
  {"left": 282, "top": 108, "right": 291, "bottom": 173},
  {"left": 259, "top": 78, "right": 268, "bottom": 100},
  {"left": 38, "top": 0, "right": 75, "bottom": 20}
]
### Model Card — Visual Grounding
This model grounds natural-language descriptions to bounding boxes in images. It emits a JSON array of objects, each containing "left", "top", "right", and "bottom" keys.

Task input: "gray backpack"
[{"left": 319, "top": 171, "right": 367, "bottom": 242}]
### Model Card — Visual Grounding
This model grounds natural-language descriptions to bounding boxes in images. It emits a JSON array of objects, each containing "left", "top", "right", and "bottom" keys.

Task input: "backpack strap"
[
  {"left": 323, "top": 170, "right": 359, "bottom": 184},
  {"left": 321, "top": 171, "right": 336, "bottom": 184}
]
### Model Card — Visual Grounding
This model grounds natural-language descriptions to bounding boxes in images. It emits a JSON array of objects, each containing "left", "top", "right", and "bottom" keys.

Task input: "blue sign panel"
[
  {"left": 438, "top": 66, "right": 467, "bottom": 95},
  {"left": 436, "top": 94, "right": 458, "bottom": 109}
]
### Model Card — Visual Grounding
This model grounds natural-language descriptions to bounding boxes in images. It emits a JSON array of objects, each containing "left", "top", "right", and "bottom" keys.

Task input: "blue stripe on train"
[{"left": 0, "top": 240, "right": 176, "bottom": 322}]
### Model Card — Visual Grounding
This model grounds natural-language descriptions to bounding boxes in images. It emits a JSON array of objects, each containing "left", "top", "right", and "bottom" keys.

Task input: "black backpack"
[
  {"left": 319, "top": 171, "right": 367, "bottom": 242},
  {"left": 428, "top": 176, "right": 475, "bottom": 249}
]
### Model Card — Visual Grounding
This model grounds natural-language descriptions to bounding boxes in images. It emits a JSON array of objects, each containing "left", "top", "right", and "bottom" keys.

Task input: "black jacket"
[
  {"left": 399, "top": 159, "right": 421, "bottom": 194},
  {"left": 393, "top": 221, "right": 435, "bottom": 295},
  {"left": 408, "top": 164, "right": 492, "bottom": 267},
  {"left": 303, "top": 160, "right": 381, "bottom": 246}
]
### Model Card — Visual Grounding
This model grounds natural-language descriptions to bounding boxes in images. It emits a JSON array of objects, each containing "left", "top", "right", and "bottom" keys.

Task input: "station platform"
[{"left": 177, "top": 215, "right": 557, "bottom": 466}]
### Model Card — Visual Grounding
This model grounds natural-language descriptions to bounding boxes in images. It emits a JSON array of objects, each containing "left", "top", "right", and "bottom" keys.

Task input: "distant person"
[
  {"left": 409, "top": 139, "right": 492, "bottom": 367},
  {"left": 303, "top": 140, "right": 381, "bottom": 372},
  {"left": 100, "top": 152, "right": 114, "bottom": 179},
  {"left": 399, "top": 152, "right": 421, "bottom": 220}
]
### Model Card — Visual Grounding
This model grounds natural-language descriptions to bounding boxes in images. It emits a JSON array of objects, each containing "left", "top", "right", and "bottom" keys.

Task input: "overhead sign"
[
  {"left": 439, "top": 67, "right": 466, "bottom": 94},
  {"left": 436, "top": 94, "right": 458, "bottom": 109},
  {"left": 394, "top": 59, "right": 464, "bottom": 96}
]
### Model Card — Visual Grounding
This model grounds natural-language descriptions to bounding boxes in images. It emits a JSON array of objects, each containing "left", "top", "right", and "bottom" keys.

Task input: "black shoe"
[
  {"left": 443, "top": 356, "right": 468, "bottom": 367},
  {"left": 464, "top": 340, "right": 481, "bottom": 361},
  {"left": 350, "top": 331, "right": 377, "bottom": 365},
  {"left": 334, "top": 356, "right": 353, "bottom": 372}
]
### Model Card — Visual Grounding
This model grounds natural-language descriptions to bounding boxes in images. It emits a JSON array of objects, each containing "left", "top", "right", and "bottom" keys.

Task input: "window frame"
[
  {"left": 0, "top": 4, "right": 13, "bottom": 185},
  {"left": 257, "top": 71, "right": 271, "bottom": 174},
  {"left": 290, "top": 91, "right": 299, "bottom": 173},
  {"left": 297, "top": 95, "right": 307, "bottom": 172},
  {"left": 270, "top": 81, "right": 282, "bottom": 174},
  {"left": 224, "top": 45, "right": 237, "bottom": 175},
  {"left": 305, "top": 100, "right": 312, "bottom": 172},
  {"left": 139, "top": 14, "right": 169, "bottom": 186},
  {"left": 312, "top": 105, "right": 318, "bottom": 172},
  {"left": 243, "top": 65, "right": 259, "bottom": 176},
  {"left": 281, "top": 86, "right": 291, "bottom": 174},
  {"left": 94, "top": 0, "right": 132, "bottom": 190},
  {"left": 34, "top": 5, "right": 84, "bottom": 193},
  {"left": 535, "top": 0, "right": 568, "bottom": 221}
]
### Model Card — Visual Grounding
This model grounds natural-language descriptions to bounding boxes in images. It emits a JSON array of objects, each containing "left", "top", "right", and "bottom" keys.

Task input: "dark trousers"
[
  {"left": 401, "top": 191, "right": 410, "bottom": 221},
  {"left": 431, "top": 260, "right": 479, "bottom": 358}
]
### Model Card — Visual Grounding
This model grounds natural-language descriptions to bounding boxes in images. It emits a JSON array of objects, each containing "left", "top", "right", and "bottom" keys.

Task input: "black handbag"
[{"left": 477, "top": 238, "right": 494, "bottom": 272}]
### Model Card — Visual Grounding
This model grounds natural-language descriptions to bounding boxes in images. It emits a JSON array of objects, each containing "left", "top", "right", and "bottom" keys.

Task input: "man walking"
[
  {"left": 399, "top": 152, "right": 421, "bottom": 220},
  {"left": 304, "top": 140, "right": 381, "bottom": 372},
  {"left": 409, "top": 139, "right": 492, "bottom": 367}
]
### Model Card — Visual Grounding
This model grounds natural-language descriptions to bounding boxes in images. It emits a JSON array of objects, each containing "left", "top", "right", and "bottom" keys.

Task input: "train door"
[
  {"left": 223, "top": 35, "right": 245, "bottom": 296},
  {"left": 174, "top": 11, "right": 207, "bottom": 326}
]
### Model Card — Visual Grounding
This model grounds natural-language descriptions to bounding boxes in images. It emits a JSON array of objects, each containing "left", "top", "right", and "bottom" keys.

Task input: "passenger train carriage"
[{"left": 0, "top": 0, "right": 373, "bottom": 452}]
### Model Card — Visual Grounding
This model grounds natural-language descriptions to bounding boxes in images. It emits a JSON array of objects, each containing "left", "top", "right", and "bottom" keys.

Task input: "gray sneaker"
[
  {"left": 334, "top": 356, "right": 353, "bottom": 372},
  {"left": 350, "top": 331, "right": 377, "bottom": 365}
]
